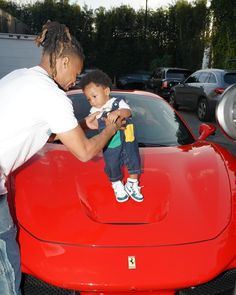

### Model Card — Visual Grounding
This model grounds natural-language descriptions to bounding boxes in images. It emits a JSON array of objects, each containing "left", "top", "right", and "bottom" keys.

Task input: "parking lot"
[{"left": 178, "top": 108, "right": 236, "bottom": 157}]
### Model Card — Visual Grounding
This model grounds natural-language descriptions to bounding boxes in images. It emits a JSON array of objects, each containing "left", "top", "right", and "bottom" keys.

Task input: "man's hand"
[
  {"left": 104, "top": 116, "right": 126, "bottom": 133},
  {"left": 84, "top": 112, "right": 100, "bottom": 130},
  {"left": 107, "top": 110, "right": 119, "bottom": 123}
]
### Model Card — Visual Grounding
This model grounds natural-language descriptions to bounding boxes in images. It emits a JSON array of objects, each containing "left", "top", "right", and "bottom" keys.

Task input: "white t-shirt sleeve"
[{"left": 41, "top": 89, "right": 78, "bottom": 134}]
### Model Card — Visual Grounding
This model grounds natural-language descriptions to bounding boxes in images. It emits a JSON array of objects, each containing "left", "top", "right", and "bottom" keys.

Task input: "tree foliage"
[
  {"left": 1, "top": 0, "right": 234, "bottom": 78},
  {"left": 167, "top": 0, "right": 209, "bottom": 70},
  {"left": 210, "top": 0, "right": 236, "bottom": 69},
  {"left": 0, "top": 0, "right": 21, "bottom": 18}
]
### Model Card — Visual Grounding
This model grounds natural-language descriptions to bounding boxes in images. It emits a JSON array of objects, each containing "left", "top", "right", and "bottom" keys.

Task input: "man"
[{"left": 0, "top": 21, "right": 122, "bottom": 295}]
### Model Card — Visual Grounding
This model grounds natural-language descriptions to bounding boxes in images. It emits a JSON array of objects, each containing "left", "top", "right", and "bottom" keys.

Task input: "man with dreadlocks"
[{"left": 0, "top": 21, "right": 123, "bottom": 294}]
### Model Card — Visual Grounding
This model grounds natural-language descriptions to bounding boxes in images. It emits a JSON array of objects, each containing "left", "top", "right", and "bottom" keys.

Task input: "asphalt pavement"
[{"left": 178, "top": 108, "right": 236, "bottom": 157}]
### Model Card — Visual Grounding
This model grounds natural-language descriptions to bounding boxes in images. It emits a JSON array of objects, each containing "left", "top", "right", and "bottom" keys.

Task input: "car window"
[
  {"left": 224, "top": 73, "right": 236, "bottom": 85},
  {"left": 154, "top": 69, "right": 162, "bottom": 79},
  {"left": 207, "top": 73, "right": 217, "bottom": 83},
  {"left": 68, "top": 93, "right": 97, "bottom": 138},
  {"left": 69, "top": 93, "right": 90, "bottom": 121},
  {"left": 198, "top": 72, "right": 209, "bottom": 83},
  {"left": 67, "top": 92, "right": 195, "bottom": 147},
  {"left": 185, "top": 73, "right": 200, "bottom": 83},
  {"left": 166, "top": 70, "right": 191, "bottom": 80}
]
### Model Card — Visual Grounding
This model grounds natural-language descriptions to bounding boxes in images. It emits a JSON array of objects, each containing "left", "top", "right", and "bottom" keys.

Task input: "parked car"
[
  {"left": 8, "top": 89, "right": 236, "bottom": 295},
  {"left": 148, "top": 67, "right": 192, "bottom": 100},
  {"left": 169, "top": 68, "right": 236, "bottom": 121},
  {"left": 116, "top": 71, "right": 151, "bottom": 90}
]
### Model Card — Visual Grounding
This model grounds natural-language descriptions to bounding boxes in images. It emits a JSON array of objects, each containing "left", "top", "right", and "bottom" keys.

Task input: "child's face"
[{"left": 84, "top": 82, "right": 110, "bottom": 108}]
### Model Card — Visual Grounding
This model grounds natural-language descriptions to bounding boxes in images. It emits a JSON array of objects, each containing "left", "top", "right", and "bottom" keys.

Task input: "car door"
[
  {"left": 188, "top": 72, "right": 210, "bottom": 107},
  {"left": 203, "top": 72, "right": 218, "bottom": 100},
  {"left": 149, "top": 68, "right": 162, "bottom": 91},
  {"left": 175, "top": 72, "right": 201, "bottom": 107},
  {"left": 180, "top": 72, "right": 210, "bottom": 109}
]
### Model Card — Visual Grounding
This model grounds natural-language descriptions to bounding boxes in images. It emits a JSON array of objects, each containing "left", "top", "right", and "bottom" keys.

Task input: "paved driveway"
[{"left": 178, "top": 108, "right": 236, "bottom": 157}]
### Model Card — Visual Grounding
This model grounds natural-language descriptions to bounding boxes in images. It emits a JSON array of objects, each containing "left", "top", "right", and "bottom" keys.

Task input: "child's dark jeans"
[{"left": 97, "top": 98, "right": 141, "bottom": 182}]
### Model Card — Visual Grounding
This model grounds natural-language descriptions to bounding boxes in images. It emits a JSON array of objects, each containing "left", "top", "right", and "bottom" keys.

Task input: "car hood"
[{"left": 14, "top": 142, "right": 232, "bottom": 247}]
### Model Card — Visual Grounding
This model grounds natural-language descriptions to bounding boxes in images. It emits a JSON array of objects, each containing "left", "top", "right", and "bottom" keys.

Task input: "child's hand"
[
  {"left": 104, "top": 116, "right": 126, "bottom": 132},
  {"left": 107, "top": 110, "right": 119, "bottom": 123}
]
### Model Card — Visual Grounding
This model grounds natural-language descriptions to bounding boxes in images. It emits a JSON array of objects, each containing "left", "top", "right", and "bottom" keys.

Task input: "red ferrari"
[{"left": 8, "top": 89, "right": 236, "bottom": 295}]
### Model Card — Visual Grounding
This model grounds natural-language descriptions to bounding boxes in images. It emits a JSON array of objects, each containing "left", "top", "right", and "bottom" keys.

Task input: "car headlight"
[{"left": 216, "top": 84, "right": 236, "bottom": 140}]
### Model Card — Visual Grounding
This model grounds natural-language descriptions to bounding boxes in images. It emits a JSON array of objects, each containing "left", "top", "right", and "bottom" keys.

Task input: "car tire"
[
  {"left": 169, "top": 92, "right": 179, "bottom": 109},
  {"left": 197, "top": 97, "right": 211, "bottom": 121}
]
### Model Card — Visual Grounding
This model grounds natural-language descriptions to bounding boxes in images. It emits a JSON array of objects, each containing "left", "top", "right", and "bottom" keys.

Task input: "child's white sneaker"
[
  {"left": 125, "top": 178, "right": 144, "bottom": 202},
  {"left": 112, "top": 181, "right": 129, "bottom": 202}
]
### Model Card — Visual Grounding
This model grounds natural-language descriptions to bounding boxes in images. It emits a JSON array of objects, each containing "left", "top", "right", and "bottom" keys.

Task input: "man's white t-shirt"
[{"left": 0, "top": 66, "right": 78, "bottom": 195}]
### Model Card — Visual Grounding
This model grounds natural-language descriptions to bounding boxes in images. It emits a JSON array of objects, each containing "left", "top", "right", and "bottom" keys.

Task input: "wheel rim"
[{"left": 198, "top": 101, "right": 207, "bottom": 119}]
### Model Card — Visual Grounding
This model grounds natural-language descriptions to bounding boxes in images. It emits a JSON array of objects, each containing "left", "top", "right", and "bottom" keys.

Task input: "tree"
[
  {"left": 210, "top": 0, "right": 236, "bottom": 69},
  {"left": 94, "top": 5, "right": 145, "bottom": 79},
  {"left": 0, "top": 0, "right": 211, "bottom": 77},
  {"left": 167, "top": 0, "right": 209, "bottom": 70},
  {"left": 0, "top": 0, "right": 22, "bottom": 19},
  {"left": 147, "top": 7, "right": 172, "bottom": 69},
  {"left": 18, "top": 0, "right": 82, "bottom": 35}
]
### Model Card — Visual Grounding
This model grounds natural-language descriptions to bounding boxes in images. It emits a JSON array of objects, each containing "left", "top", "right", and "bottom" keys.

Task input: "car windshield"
[
  {"left": 166, "top": 70, "right": 191, "bottom": 80},
  {"left": 68, "top": 92, "right": 195, "bottom": 147},
  {"left": 224, "top": 73, "right": 236, "bottom": 85}
]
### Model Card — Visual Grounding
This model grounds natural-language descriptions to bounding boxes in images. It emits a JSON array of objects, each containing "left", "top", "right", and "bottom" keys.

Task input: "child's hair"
[
  {"left": 80, "top": 69, "right": 112, "bottom": 90},
  {"left": 35, "top": 20, "right": 84, "bottom": 78}
]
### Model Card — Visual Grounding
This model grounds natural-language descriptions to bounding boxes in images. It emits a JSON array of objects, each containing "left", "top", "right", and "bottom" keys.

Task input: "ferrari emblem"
[{"left": 128, "top": 256, "right": 136, "bottom": 269}]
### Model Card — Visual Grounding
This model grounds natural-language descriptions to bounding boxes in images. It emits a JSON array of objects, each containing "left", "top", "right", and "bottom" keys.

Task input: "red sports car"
[{"left": 8, "top": 89, "right": 236, "bottom": 295}]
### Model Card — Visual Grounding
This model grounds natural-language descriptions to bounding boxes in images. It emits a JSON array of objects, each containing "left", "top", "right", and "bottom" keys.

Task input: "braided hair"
[{"left": 35, "top": 21, "right": 84, "bottom": 78}]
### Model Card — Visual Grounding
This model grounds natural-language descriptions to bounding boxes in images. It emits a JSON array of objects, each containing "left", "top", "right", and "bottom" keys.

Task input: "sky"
[
  {"left": 76, "top": 0, "right": 174, "bottom": 11},
  {"left": 16, "top": 0, "right": 192, "bottom": 11}
]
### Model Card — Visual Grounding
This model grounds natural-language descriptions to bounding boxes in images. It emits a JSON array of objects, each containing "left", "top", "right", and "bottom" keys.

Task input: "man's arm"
[
  {"left": 57, "top": 119, "right": 120, "bottom": 162},
  {"left": 79, "top": 111, "right": 100, "bottom": 130}
]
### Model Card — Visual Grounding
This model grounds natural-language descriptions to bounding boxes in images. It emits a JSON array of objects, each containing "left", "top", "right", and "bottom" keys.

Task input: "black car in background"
[
  {"left": 169, "top": 68, "right": 236, "bottom": 121},
  {"left": 148, "top": 67, "right": 192, "bottom": 100},
  {"left": 116, "top": 72, "right": 151, "bottom": 90}
]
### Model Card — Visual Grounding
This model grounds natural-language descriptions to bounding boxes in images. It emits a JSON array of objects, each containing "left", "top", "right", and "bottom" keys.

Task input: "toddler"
[{"left": 80, "top": 69, "right": 143, "bottom": 202}]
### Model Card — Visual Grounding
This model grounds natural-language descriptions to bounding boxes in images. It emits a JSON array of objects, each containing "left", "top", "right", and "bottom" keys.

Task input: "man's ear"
[{"left": 62, "top": 56, "right": 69, "bottom": 68}]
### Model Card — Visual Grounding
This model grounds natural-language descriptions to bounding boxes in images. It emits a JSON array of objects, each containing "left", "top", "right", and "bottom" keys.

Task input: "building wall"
[
  {"left": 0, "top": 8, "right": 30, "bottom": 34},
  {"left": 0, "top": 33, "right": 42, "bottom": 78}
]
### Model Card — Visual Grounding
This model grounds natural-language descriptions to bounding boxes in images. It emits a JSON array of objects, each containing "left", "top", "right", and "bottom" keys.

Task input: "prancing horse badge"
[{"left": 128, "top": 256, "right": 136, "bottom": 269}]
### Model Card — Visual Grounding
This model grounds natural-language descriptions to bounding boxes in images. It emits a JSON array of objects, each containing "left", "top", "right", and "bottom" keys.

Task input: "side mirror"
[
  {"left": 216, "top": 84, "right": 236, "bottom": 140},
  {"left": 198, "top": 123, "right": 216, "bottom": 140}
]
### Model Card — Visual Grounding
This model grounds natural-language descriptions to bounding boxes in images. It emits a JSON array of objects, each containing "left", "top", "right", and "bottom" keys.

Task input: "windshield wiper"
[{"left": 138, "top": 142, "right": 169, "bottom": 147}]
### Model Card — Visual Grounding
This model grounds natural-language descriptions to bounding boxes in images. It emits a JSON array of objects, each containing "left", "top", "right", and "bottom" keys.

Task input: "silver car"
[{"left": 169, "top": 68, "right": 236, "bottom": 121}]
